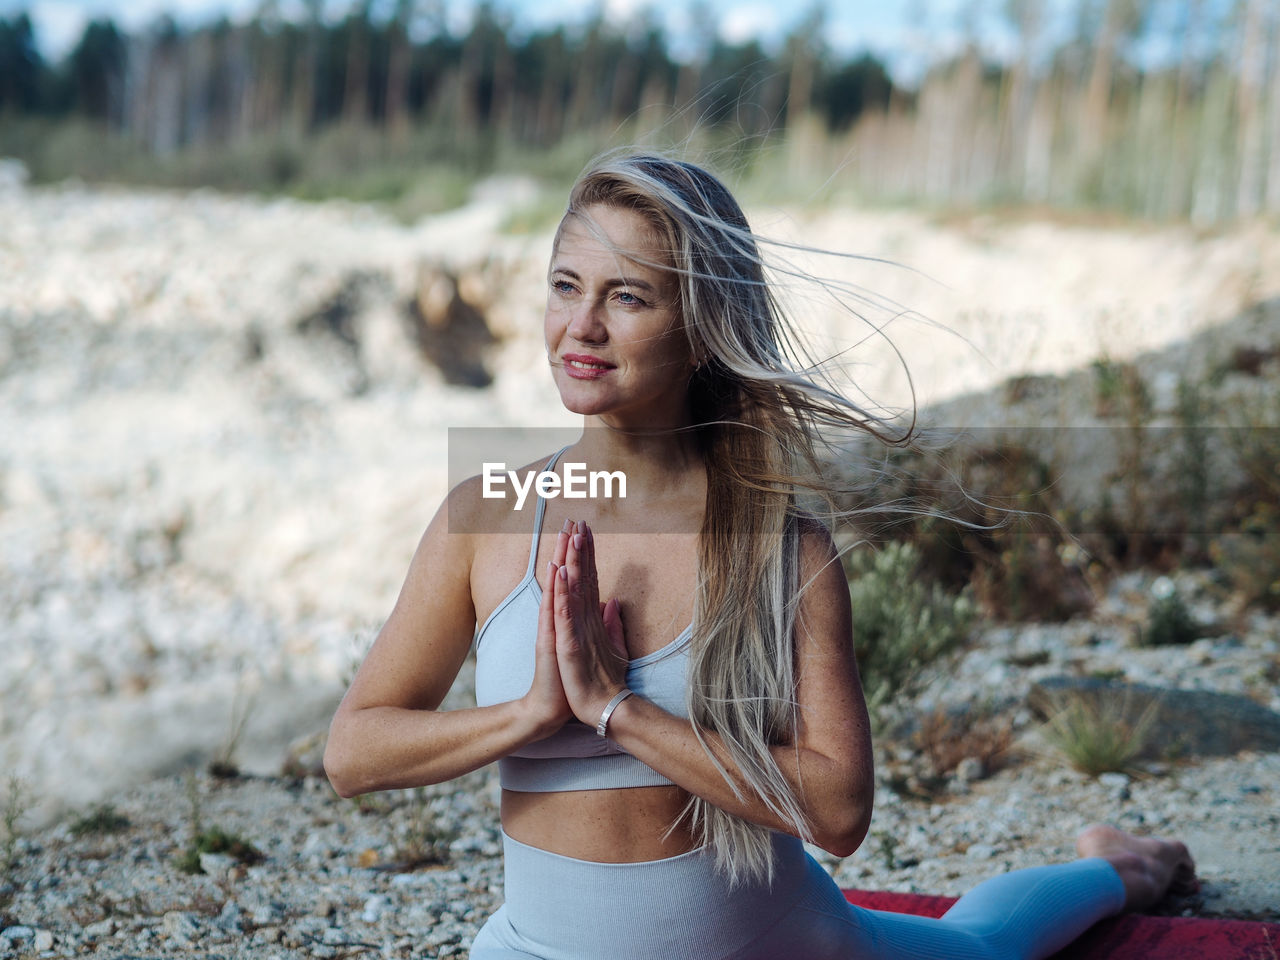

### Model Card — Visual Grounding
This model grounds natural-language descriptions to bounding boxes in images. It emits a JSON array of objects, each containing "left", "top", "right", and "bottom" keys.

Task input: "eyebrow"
[{"left": 550, "top": 268, "right": 659, "bottom": 293}]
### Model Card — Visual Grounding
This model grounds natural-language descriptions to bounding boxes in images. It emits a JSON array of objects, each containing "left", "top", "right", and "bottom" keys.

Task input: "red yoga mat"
[{"left": 841, "top": 889, "right": 1280, "bottom": 959}]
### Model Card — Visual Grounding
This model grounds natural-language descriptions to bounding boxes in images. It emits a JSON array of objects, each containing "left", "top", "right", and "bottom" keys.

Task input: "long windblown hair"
[{"left": 561, "top": 152, "right": 903, "bottom": 886}]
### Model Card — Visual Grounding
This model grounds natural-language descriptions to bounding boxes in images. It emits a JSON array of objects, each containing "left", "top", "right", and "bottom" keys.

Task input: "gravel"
[{"left": 2, "top": 593, "right": 1277, "bottom": 959}]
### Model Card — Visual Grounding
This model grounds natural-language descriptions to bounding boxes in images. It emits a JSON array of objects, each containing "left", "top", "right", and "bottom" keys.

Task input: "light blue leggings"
[{"left": 470, "top": 830, "right": 1126, "bottom": 960}]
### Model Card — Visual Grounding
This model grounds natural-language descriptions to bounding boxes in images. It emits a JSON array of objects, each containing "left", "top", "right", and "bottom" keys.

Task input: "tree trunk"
[
  {"left": 491, "top": 32, "right": 515, "bottom": 138},
  {"left": 385, "top": 16, "right": 410, "bottom": 138},
  {"left": 343, "top": 6, "right": 369, "bottom": 126},
  {"left": 1079, "top": 0, "right": 1122, "bottom": 169},
  {"left": 1265, "top": 4, "right": 1280, "bottom": 212},
  {"left": 291, "top": 1, "right": 322, "bottom": 137},
  {"left": 1236, "top": 0, "right": 1266, "bottom": 216},
  {"left": 1166, "top": 0, "right": 1203, "bottom": 218}
]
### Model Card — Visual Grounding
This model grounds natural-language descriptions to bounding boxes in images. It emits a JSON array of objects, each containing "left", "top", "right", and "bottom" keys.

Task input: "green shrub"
[
  {"left": 392, "top": 788, "right": 451, "bottom": 870},
  {"left": 1211, "top": 383, "right": 1280, "bottom": 611},
  {"left": 1212, "top": 503, "right": 1280, "bottom": 612},
  {"left": 69, "top": 803, "right": 130, "bottom": 838},
  {"left": 846, "top": 541, "right": 976, "bottom": 717},
  {"left": 1173, "top": 377, "right": 1212, "bottom": 559},
  {"left": 1041, "top": 692, "right": 1157, "bottom": 777},
  {"left": 1226, "top": 390, "right": 1280, "bottom": 505},
  {"left": 1, "top": 775, "right": 30, "bottom": 875},
  {"left": 849, "top": 440, "right": 1094, "bottom": 622},
  {"left": 871, "top": 830, "right": 900, "bottom": 870},
  {"left": 1090, "top": 356, "right": 1125, "bottom": 417},
  {"left": 1143, "top": 579, "right": 1201, "bottom": 646},
  {"left": 176, "top": 826, "right": 265, "bottom": 876},
  {"left": 174, "top": 771, "right": 263, "bottom": 875}
]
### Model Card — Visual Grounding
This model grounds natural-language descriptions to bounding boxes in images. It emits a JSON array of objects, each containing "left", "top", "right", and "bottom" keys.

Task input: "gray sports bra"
[{"left": 473, "top": 447, "right": 693, "bottom": 792}]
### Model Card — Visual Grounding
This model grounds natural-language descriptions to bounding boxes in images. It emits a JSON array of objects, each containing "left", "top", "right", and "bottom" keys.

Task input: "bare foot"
[{"left": 1076, "top": 824, "right": 1199, "bottom": 912}]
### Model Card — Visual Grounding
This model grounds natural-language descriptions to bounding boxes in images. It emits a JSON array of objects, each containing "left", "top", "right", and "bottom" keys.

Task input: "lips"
[
  {"left": 562, "top": 353, "right": 616, "bottom": 370},
  {"left": 561, "top": 354, "right": 616, "bottom": 379}
]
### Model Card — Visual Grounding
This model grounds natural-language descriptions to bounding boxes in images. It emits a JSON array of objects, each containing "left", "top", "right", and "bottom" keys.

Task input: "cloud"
[
  {"left": 25, "top": 1, "right": 90, "bottom": 59},
  {"left": 602, "top": 0, "right": 647, "bottom": 24},
  {"left": 719, "top": 4, "right": 779, "bottom": 48}
]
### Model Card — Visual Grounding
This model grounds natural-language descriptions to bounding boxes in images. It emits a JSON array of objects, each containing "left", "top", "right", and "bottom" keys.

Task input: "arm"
[
  {"left": 553, "top": 520, "right": 874, "bottom": 857},
  {"left": 323, "top": 480, "right": 574, "bottom": 799}
]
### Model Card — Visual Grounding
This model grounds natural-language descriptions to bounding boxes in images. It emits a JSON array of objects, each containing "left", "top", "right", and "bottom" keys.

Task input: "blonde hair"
[{"left": 562, "top": 152, "right": 898, "bottom": 886}]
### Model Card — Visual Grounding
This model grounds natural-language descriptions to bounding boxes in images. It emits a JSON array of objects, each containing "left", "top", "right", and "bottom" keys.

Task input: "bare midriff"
[{"left": 501, "top": 785, "right": 701, "bottom": 862}]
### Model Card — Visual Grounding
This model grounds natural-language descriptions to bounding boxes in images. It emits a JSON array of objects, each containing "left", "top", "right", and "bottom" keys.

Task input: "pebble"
[
  {"left": 199, "top": 851, "right": 238, "bottom": 882},
  {"left": 161, "top": 911, "right": 201, "bottom": 947},
  {"left": 83, "top": 918, "right": 115, "bottom": 938},
  {"left": 216, "top": 900, "right": 244, "bottom": 933},
  {"left": 362, "top": 893, "right": 391, "bottom": 923}
]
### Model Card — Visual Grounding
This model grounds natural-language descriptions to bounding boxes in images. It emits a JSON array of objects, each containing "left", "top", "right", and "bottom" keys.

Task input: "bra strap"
[{"left": 524, "top": 445, "right": 570, "bottom": 579}]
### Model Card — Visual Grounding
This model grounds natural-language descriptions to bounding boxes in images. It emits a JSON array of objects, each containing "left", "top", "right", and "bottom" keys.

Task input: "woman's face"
[{"left": 545, "top": 204, "right": 695, "bottom": 427}]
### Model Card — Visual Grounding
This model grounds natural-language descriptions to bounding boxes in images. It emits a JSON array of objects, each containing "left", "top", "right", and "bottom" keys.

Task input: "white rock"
[
  {"left": 362, "top": 893, "right": 391, "bottom": 923},
  {"left": 216, "top": 899, "right": 244, "bottom": 933},
  {"left": 162, "top": 911, "right": 201, "bottom": 946},
  {"left": 199, "top": 851, "right": 237, "bottom": 881},
  {"left": 83, "top": 918, "right": 115, "bottom": 938}
]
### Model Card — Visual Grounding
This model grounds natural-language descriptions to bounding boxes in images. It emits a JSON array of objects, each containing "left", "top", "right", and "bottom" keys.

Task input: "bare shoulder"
[
  {"left": 790, "top": 512, "right": 870, "bottom": 784},
  {"left": 790, "top": 513, "right": 854, "bottom": 663},
  {"left": 794, "top": 514, "right": 842, "bottom": 587},
  {"left": 444, "top": 469, "right": 503, "bottom": 536}
]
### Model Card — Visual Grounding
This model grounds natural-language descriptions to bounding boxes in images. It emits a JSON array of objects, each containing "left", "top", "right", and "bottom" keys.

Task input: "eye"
[
  {"left": 551, "top": 278, "right": 576, "bottom": 295},
  {"left": 616, "top": 289, "right": 647, "bottom": 307}
]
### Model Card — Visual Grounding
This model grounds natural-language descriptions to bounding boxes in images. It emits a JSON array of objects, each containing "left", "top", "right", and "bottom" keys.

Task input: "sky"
[
  {"left": 3, "top": 0, "right": 1037, "bottom": 84},
  {"left": 1, "top": 0, "right": 1208, "bottom": 85}
]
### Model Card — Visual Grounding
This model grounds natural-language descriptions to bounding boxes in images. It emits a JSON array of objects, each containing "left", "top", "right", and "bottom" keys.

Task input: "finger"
[
  {"left": 558, "top": 519, "right": 581, "bottom": 612},
  {"left": 553, "top": 517, "right": 571, "bottom": 569},
  {"left": 537, "top": 561, "right": 556, "bottom": 650},
  {"left": 581, "top": 520, "right": 600, "bottom": 607},
  {"left": 566, "top": 522, "right": 588, "bottom": 609},
  {"left": 553, "top": 561, "right": 579, "bottom": 651},
  {"left": 603, "top": 596, "right": 627, "bottom": 658},
  {"left": 567, "top": 520, "right": 598, "bottom": 610}
]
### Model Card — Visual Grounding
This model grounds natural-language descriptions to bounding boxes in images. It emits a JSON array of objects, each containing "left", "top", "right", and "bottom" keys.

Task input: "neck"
[{"left": 569, "top": 416, "right": 703, "bottom": 503}]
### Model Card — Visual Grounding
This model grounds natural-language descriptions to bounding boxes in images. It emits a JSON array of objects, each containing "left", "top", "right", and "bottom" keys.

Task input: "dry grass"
[
  {"left": 1040, "top": 691, "right": 1159, "bottom": 777},
  {"left": 913, "top": 707, "right": 1017, "bottom": 780}
]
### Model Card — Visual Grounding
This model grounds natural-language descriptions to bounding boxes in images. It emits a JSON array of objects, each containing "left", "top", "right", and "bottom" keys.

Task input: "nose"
[{"left": 565, "top": 297, "right": 608, "bottom": 345}]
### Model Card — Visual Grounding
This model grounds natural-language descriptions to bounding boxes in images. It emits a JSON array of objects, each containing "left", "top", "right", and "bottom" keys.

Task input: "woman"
[{"left": 324, "top": 153, "right": 1196, "bottom": 959}]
